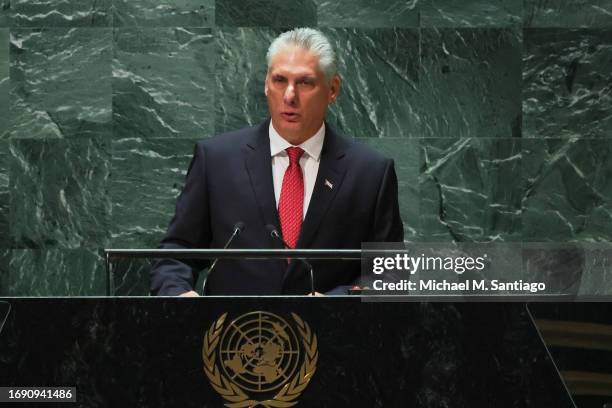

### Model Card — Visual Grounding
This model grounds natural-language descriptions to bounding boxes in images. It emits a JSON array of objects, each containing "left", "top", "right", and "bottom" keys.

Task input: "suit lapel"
[
  {"left": 244, "top": 120, "right": 281, "bottom": 233},
  {"left": 296, "top": 124, "right": 348, "bottom": 249},
  {"left": 244, "top": 120, "right": 286, "bottom": 289}
]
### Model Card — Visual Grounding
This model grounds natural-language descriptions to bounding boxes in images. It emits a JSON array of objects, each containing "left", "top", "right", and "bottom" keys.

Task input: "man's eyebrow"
[{"left": 270, "top": 72, "right": 315, "bottom": 79}]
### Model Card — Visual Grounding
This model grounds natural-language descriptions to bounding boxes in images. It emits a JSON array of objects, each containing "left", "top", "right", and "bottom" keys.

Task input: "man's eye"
[
  {"left": 272, "top": 77, "right": 286, "bottom": 83},
  {"left": 298, "top": 79, "right": 315, "bottom": 87}
]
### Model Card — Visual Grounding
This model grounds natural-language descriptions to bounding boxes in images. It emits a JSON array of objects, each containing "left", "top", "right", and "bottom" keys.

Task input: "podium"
[{"left": 0, "top": 298, "right": 573, "bottom": 407}]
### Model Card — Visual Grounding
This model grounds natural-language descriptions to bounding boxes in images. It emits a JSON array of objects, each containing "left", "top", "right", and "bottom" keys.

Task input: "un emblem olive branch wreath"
[
  {"left": 202, "top": 313, "right": 250, "bottom": 405},
  {"left": 267, "top": 313, "right": 318, "bottom": 406},
  {"left": 202, "top": 312, "right": 318, "bottom": 408}
]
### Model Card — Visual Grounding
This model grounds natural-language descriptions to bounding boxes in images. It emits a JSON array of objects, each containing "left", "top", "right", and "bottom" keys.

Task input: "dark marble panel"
[
  {"left": 522, "top": 244, "right": 585, "bottom": 294},
  {"left": 420, "top": 0, "right": 522, "bottom": 27},
  {"left": 359, "top": 138, "right": 419, "bottom": 240},
  {"left": 0, "top": 32, "right": 6, "bottom": 246},
  {"left": 8, "top": 138, "right": 111, "bottom": 249},
  {"left": 110, "top": 137, "right": 198, "bottom": 248},
  {"left": 325, "top": 28, "right": 420, "bottom": 138},
  {"left": 578, "top": 246, "right": 612, "bottom": 296},
  {"left": 522, "top": 139, "right": 612, "bottom": 241},
  {"left": 0, "top": 141, "right": 8, "bottom": 248},
  {"left": 0, "top": 249, "right": 7, "bottom": 294},
  {"left": 113, "top": 0, "right": 214, "bottom": 27},
  {"left": 530, "top": 303, "right": 612, "bottom": 408},
  {"left": 315, "top": 0, "right": 419, "bottom": 28},
  {"left": 0, "top": 300, "right": 574, "bottom": 407},
  {"left": 215, "top": 27, "right": 277, "bottom": 133},
  {"left": 417, "top": 28, "right": 522, "bottom": 138},
  {"left": 420, "top": 138, "right": 522, "bottom": 242},
  {"left": 8, "top": 28, "right": 111, "bottom": 139},
  {"left": 111, "top": 258, "right": 152, "bottom": 296},
  {"left": 0, "top": 0, "right": 8, "bottom": 27},
  {"left": 0, "top": 28, "right": 7, "bottom": 137},
  {"left": 530, "top": 303, "right": 612, "bottom": 325},
  {"left": 523, "top": 29, "right": 612, "bottom": 138},
  {"left": 2, "top": 0, "right": 113, "bottom": 27},
  {"left": 215, "top": 28, "right": 421, "bottom": 138},
  {"left": 524, "top": 0, "right": 612, "bottom": 27},
  {"left": 216, "top": 0, "right": 316, "bottom": 27},
  {"left": 550, "top": 346, "right": 612, "bottom": 374},
  {"left": 6, "top": 249, "right": 105, "bottom": 295},
  {"left": 113, "top": 28, "right": 215, "bottom": 140},
  {"left": 574, "top": 396, "right": 612, "bottom": 407}
]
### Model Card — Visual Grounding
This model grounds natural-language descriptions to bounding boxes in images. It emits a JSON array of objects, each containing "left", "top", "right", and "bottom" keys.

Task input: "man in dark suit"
[{"left": 151, "top": 28, "right": 403, "bottom": 296}]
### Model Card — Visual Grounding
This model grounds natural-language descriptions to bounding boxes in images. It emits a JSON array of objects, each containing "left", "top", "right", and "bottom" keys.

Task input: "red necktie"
[{"left": 278, "top": 147, "right": 305, "bottom": 248}]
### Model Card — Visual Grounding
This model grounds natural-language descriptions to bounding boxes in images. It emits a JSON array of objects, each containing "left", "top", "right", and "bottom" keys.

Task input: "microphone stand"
[
  {"left": 201, "top": 222, "right": 244, "bottom": 295},
  {"left": 266, "top": 225, "right": 315, "bottom": 296}
]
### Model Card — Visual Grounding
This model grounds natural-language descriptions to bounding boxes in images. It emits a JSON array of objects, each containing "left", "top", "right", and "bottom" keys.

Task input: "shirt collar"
[{"left": 269, "top": 121, "right": 325, "bottom": 161}]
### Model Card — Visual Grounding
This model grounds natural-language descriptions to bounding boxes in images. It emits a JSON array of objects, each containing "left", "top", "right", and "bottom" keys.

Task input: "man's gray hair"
[{"left": 266, "top": 28, "right": 337, "bottom": 82}]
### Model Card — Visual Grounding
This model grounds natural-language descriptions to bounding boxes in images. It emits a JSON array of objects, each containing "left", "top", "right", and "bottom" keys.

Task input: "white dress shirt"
[{"left": 269, "top": 121, "right": 324, "bottom": 218}]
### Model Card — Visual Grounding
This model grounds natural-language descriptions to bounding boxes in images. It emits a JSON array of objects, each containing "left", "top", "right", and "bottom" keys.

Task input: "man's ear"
[
  {"left": 329, "top": 75, "right": 341, "bottom": 102},
  {"left": 264, "top": 76, "right": 269, "bottom": 96}
]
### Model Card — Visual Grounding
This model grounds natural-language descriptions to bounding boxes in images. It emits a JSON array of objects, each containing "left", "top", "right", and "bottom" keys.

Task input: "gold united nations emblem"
[{"left": 202, "top": 311, "right": 318, "bottom": 407}]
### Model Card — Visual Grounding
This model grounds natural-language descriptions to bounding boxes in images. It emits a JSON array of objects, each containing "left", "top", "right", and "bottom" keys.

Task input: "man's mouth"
[{"left": 281, "top": 112, "right": 300, "bottom": 121}]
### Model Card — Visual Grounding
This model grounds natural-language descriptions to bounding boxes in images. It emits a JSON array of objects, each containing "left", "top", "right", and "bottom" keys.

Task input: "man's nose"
[{"left": 283, "top": 84, "right": 297, "bottom": 105}]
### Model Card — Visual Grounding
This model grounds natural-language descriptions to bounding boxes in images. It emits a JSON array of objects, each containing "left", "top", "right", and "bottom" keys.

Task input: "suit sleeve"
[
  {"left": 150, "top": 142, "right": 212, "bottom": 296},
  {"left": 369, "top": 158, "right": 404, "bottom": 242}
]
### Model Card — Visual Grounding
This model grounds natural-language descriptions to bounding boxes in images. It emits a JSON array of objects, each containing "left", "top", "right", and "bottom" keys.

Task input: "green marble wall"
[{"left": 0, "top": 1, "right": 611, "bottom": 295}]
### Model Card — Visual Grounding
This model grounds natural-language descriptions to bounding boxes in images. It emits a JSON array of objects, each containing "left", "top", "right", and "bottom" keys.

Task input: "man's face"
[{"left": 265, "top": 46, "right": 340, "bottom": 144}]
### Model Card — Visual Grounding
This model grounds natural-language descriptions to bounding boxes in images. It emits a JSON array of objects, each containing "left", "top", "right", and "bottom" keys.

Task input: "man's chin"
[{"left": 276, "top": 121, "right": 303, "bottom": 135}]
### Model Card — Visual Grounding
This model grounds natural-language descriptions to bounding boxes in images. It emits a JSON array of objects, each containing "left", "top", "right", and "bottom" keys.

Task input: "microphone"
[
  {"left": 202, "top": 222, "right": 245, "bottom": 294},
  {"left": 265, "top": 224, "right": 315, "bottom": 296}
]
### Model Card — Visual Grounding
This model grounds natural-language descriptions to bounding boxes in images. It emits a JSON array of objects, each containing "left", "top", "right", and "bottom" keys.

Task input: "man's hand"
[{"left": 179, "top": 290, "right": 199, "bottom": 297}]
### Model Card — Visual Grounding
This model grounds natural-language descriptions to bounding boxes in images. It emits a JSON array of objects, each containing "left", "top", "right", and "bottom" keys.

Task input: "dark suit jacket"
[{"left": 150, "top": 119, "right": 403, "bottom": 296}]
